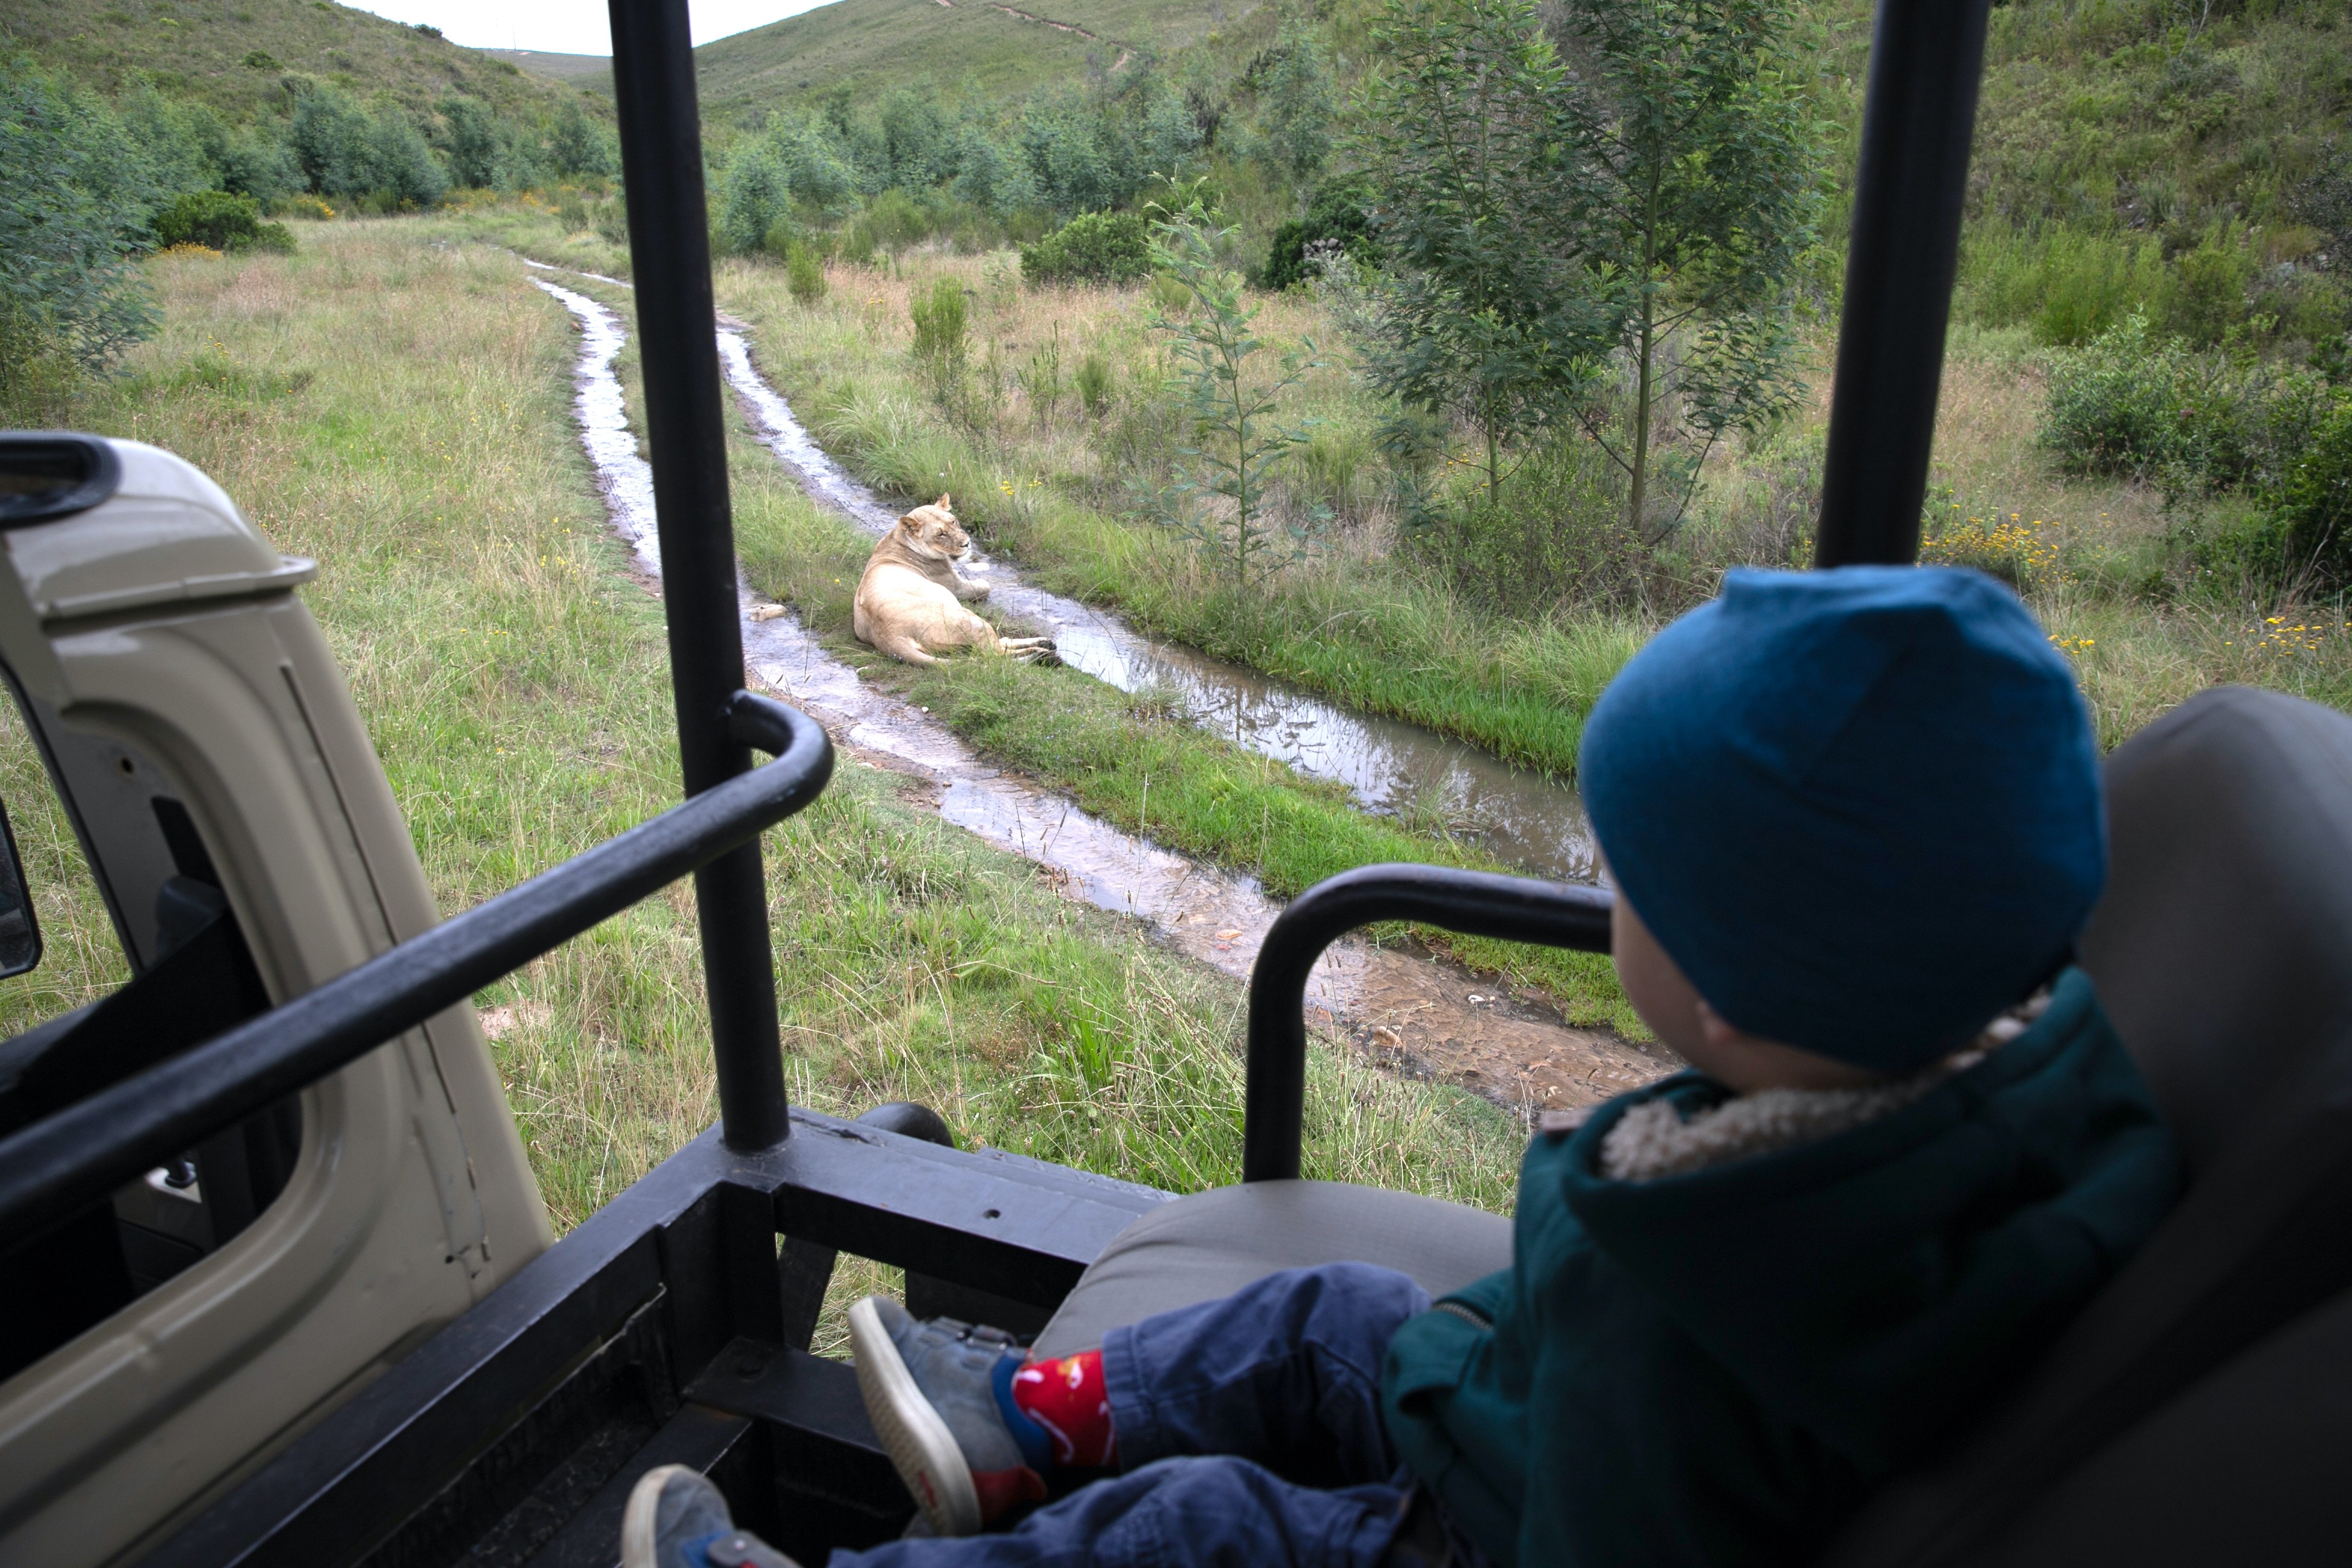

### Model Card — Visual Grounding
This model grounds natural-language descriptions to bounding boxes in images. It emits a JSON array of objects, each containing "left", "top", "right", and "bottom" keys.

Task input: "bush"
[
  {"left": 1400, "top": 438, "right": 1636, "bottom": 613},
  {"left": 910, "top": 276, "right": 967, "bottom": 360},
  {"left": 2040, "top": 313, "right": 2330, "bottom": 494},
  {"left": 154, "top": 190, "right": 289, "bottom": 253},
  {"left": 555, "top": 194, "right": 589, "bottom": 233},
  {"left": 274, "top": 193, "right": 335, "bottom": 220},
  {"left": 787, "top": 240, "right": 826, "bottom": 306},
  {"left": 2259, "top": 395, "right": 2352, "bottom": 587},
  {"left": 1258, "top": 176, "right": 1379, "bottom": 291},
  {"left": 1020, "top": 211, "right": 1150, "bottom": 286},
  {"left": 1074, "top": 350, "right": 1112, "bottom": 417},
  {"left": 1, "top": 61, "right": 156, "bottom": 374},
  {"left": 1960, "top": 226, "right": 2165, "bottom": 346},
  {"left": 850, "top": 188, "right": 930, "bottom": 257}
]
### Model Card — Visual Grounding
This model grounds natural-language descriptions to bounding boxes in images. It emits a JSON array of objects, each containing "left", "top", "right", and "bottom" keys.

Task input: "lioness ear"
[
  {"left": 937, "top": 493, "right": 951, "bottom": 510},
  {"left": 899, "top": 512, "right": 921, "bottom": 531}
]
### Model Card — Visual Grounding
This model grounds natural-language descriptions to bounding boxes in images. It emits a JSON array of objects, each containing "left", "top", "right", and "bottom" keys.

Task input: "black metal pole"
[
  {"left": 1242, "top": 866, "right": 1614, "bottom": 1182},
  {"left": 0, "top": 699, "right": 830, "bottom": 1251},
  {"left": 1814, "top": 0, "right": 1995, "bottom": 568},
  {"left": 607, "top": 0, "right": 790, "bottom": 1151}
]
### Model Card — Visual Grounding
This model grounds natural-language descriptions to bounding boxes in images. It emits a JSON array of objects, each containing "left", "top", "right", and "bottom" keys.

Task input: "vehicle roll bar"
[
  {"left": 1242, "top": 865, "right": 1614, "bottom": 1182},
  {"left": 609, "top": 0, "right": 795, "bottom": 1152},
  {"left": 1814, "top": 0, "right": 1997, "bottom": 567},
  {"left": 0, "top": 694, "right": 831, "bottom": 1255}
]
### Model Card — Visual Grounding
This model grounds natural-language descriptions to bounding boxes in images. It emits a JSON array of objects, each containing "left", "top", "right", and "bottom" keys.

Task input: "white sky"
[{"left": 351, "top": 0, "right": 837, "bottom": 56}]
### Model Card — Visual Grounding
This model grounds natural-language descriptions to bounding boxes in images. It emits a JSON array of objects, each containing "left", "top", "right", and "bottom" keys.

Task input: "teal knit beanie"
[{"left": 1579, "top": 566, "right": 2105, "bottom": 1073}]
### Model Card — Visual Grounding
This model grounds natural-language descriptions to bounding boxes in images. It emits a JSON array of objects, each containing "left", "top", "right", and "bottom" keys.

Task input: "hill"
[
  {"left": 669, "top": 0, "right": 1245, "bottom": 126},
  {"left": 0, "top": 0, "right": 596, "bottom": 126},
  {"left": 484, "top": 48, "right": 611, "bottom": 88}
]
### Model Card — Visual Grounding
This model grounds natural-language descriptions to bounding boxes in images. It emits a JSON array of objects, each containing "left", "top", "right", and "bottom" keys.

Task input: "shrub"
[
  {"left": 787, "top": 240, "right": 826, "bottom": 306},
  {"left": 2260, "top": 395, "right": 2352, "bottom": 586},
  {"left": 850, "top": 188, "right": 930, "bottom": 257},
  {"left": 1961, "top": 226, "right": 2164, "bottom": 345},
  {"left": 595, "top": 200, "right": 628, "bottom": 246},
  {"left": 2159, "top": 237, "right": 2255, "bottom": 347},
  {"left": 555, "top": 194, "right": 589, "bottom": 233},
  {"left": 910, "top": 277, "right": 966, "bottom": 361},
  {"left": 1258, "top": 176, "right": 1379, "bottom": 291},
  {"left": 2, "top": 63, "right": 156, "bottom": 373},
  {"left": 1400, "top": 437, "right": 1636, "bottom": 613},
  {"left": 1074, "top": 350, "right": 1112, "bottom": 417},
  {"left": 274, "top": 193, "right": 335, "bottom": 220},
  {"left": 153, "top": 190, "right": 295, "bottom": 253},
  {"left": 1020, "top": 211, "right": 1150, "bottom": 286},
  {"left": 2039, "top": 313, "right": 2186, "bottom": 476},
  {"left": 2041, "top": 313, "right": 2331, "bottom": 495}
]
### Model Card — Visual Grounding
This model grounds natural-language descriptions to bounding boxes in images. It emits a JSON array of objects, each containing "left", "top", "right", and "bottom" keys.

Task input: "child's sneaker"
[
  {"left": 619, "top": 1465, "right": 800, "bottom": 1568},
  {"left": 848, "top": 1297, "right": 1049, "bottom": 1536}
]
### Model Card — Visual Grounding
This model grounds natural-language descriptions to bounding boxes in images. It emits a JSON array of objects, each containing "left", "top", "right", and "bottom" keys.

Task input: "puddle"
[
  {"left": 533, "top": 273, "right": 1672, "bottom": 1114},
  {"left": 713, "top": 332, "right": 1600, "bottom": 885}
]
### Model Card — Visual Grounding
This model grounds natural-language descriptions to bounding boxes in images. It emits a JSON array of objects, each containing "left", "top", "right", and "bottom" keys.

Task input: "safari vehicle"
[{"left": 1, "top": 0, "right": 2343, "bottom": 1561}]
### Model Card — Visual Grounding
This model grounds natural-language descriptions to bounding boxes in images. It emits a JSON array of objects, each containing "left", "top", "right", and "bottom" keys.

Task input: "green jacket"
[{"left": 1380, "top": 968, "right": 2180, "bottom": 1567}]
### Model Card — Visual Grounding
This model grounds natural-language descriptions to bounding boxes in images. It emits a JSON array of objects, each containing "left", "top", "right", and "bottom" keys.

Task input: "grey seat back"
[{"left": 1827, "top": 685, "right": 2352, "bottom": 1565}]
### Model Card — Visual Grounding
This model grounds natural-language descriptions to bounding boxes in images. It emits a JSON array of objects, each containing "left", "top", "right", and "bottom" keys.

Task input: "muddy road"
[{"left": 531, "top": 269, "right": 1674, "bottom": 1116}]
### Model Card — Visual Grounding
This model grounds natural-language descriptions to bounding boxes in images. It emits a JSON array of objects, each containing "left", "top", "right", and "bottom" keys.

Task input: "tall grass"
[
  {"left": 0, "top": 226, "right": 1533, "bottom": 1237},
  {"left": 717, "top": 252, "right": 1642, "bottom": 777}
]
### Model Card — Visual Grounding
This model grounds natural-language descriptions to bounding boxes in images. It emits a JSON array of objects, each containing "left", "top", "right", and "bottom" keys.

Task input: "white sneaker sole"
[
  {"left": 849, "top": 1297, "right": 983, "bottom": 1536},
  {"left": 619, "top": 1464, "right": 696, "bottom": 1568}
]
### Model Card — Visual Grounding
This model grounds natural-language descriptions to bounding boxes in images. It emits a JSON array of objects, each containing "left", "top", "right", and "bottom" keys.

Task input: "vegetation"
[
  {"left": 1144, "top": 200, "right": 1330, "bottom": 591},
  {"left": 1021, "top": 211, "right": 1153, "bottom": 286},
  {"left": 153, "top": 190, "right": 294, "bottom": 253},
  {"left": 0, "top": 227, "right": 1532, "bottom": 1240}
]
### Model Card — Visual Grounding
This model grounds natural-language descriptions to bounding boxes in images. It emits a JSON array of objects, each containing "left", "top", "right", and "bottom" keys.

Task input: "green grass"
[
  {"left": 3, "top": 0, "right": 593, "bottom": 128},
  {"left": 716, "top": 254, "right": 1643, "bottom": 778},
  {"left": 671, "top": 0, "right": 1234, "bottom": 128},
  {"left": 0, "top": 225, "right": 1533, "bottom": 1243},
  {"left": 722, "top": 451, "right": 1640, "bottom": 1034}
]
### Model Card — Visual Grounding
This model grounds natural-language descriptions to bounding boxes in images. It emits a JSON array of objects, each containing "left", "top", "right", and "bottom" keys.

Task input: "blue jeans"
[{"left": 829, "top": 1263, "right": 1432, "bottom": 1568}]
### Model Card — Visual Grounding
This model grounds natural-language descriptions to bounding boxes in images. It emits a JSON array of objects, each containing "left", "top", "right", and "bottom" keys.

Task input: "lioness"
[{"left": 852, "top": 496, "right": 1057, "bottom": 666}]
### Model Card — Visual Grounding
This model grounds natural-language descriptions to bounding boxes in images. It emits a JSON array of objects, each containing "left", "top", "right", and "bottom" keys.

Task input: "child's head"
[{"left": 1580, "top": 567, "right": 2104, "bottom": 1087}]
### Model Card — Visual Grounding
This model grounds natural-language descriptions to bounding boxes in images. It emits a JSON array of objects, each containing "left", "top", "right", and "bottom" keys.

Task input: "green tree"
[
  {"left": 1, "top": 60, "right": 156, "bottom": 387},
  {"left": 438, "top": 96, "right": 501, "bottom": 189},
  {"left": 1551, "top": 0, "right": 1820, "bottom": 539},
  {"left": 1349, "top": 0, "right": 1611, "bottom": 504},
  {"left": 1146, "top": 197, "right": 1328, "bottom": 592},
  {"left": 1255, "top": 23, "right": 1336, "bottom": 181}
]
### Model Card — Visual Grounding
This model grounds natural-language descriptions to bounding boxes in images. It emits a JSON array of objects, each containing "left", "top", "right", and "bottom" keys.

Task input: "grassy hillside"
[
  {"left": 0, "top": 0, "right": 594, "bottom": 125},
  {"left": 675, "top": 0, "right": 1242, "bottom": 125},
  {"left": 483, "top": 48, "right": 611, "bottom": 88}
]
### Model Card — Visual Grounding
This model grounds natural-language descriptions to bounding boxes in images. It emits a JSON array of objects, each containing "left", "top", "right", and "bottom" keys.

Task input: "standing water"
[
  {"left": 530, "top": 272, "right": 1669, "bottom": 1113},
  {"left": 712, "top": 333, "right": 1601, "bottom": 886}
]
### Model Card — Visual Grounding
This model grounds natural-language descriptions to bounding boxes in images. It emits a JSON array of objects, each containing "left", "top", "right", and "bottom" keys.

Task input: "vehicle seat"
[
  {"left": 1030, "top": 1180, "right": 1512, "bottom": 1357},
  {"left": 1826, "top": 684, "right": 2352, "bottom": 1564}
]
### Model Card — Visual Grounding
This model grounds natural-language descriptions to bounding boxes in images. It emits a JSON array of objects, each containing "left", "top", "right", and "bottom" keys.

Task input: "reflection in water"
[{"left": 712, "top": 332, "right": 1598, "bottom": 887}]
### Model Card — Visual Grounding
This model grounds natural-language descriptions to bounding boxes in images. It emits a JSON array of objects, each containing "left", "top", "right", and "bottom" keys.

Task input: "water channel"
[{"left": 529, "top": 268, "right": 1670, "bottom": 1113}]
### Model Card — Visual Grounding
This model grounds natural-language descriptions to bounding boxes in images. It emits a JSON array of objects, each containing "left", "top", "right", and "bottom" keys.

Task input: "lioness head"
[{"left": 897, "top": 494, "right": 970, "bottom": 561}]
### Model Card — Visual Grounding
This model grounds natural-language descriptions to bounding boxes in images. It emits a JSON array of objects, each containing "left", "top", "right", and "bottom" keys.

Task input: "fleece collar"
[{"left": 1593, "top": 990, "right": 2050, "bottom": 1183}]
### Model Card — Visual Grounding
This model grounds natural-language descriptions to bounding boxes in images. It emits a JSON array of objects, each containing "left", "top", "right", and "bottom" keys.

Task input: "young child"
[{"left": 624, "top": 566, "right": 2182, "bottom": 1568}]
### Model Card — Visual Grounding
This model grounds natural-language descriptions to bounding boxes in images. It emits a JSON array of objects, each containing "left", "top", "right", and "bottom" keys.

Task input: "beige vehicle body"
[{"left": 0, "top": 440, "right": 549, "bottom": 1566}]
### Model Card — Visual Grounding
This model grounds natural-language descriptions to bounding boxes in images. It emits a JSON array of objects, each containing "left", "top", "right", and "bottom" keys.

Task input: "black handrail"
[
  {"left": 1242, "top": 864, "right": 1614, "bottom": 1183},
  {"left": 1814, "top": 0, "right": 1996, "bottom": 568},
  {"left": 608, "top": 0, "right": 792, "bottom": 1152},
  {"left": 0, "top": 694, "right": 831, "bottom": 1253}
]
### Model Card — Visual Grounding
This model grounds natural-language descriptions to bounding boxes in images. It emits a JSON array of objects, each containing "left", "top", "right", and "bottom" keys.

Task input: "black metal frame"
[
  {"left": 0, "top": 0, "right": 1991, "bottom": 1553},
  {"left": 1241, "top": 866, "right": 1614, "bottom": 1182},
  {"left": 0, "top": 694, "right": 829, "bottom": 1255}
]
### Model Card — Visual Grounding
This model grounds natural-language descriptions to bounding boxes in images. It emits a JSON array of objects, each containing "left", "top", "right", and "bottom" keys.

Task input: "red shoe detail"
[
  {"left": 970, "top": 1464, "right": 1048, "bottom": 1523},
  {"left": 1011, "top": 1348, "right": 1118, "bottom": 1469}
]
